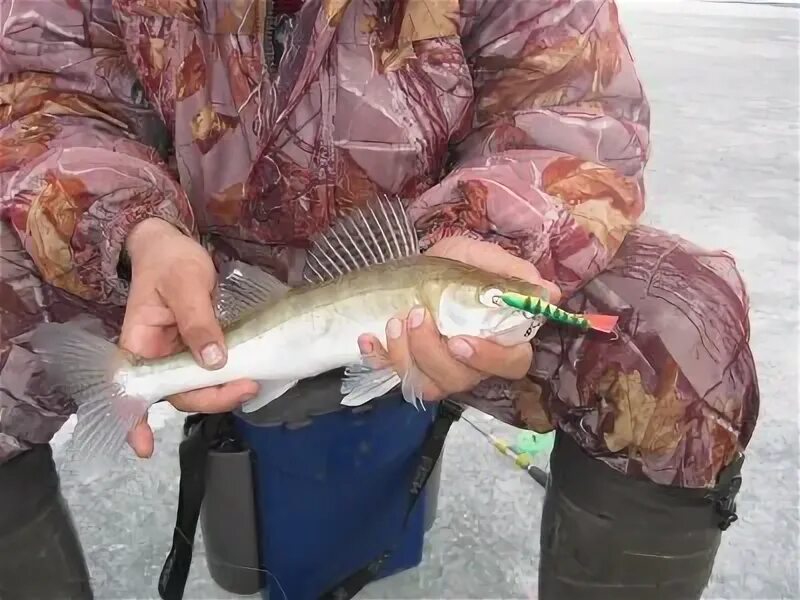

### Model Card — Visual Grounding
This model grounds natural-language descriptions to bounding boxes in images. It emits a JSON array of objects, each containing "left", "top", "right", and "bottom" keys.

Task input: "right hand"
[{"left": 119, "top": 218, "right": 259, "bottom": 458}]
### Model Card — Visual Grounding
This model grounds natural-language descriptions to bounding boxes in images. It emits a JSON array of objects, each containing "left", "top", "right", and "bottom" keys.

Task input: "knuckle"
[
  {"left": 387, "top": 341, "right": 409, "bottom": 365},
  {"left": 162, "top": 260, "right": 213, "bottom": 296},
  {"left": 178, "top": 322, "right": 216, "bottom": 346},
  {"left": 508, "top": 350, "right": 533, "bottom": 378},
  {"left": 508, "top": 366, "right": 530, "bottom": 380},
  {"left": 437, "top": 382, "right": 459, "bottom": 397},
  {"left": 437, "top": 368, "right": 473, "bottom": 396}
]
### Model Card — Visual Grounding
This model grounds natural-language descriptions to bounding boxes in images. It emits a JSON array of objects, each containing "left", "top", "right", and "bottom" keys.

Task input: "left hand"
[
  {"left": 357, "top": 236, "right": 561, "bottom": 402},
  {"left": 120, "top": 218, "right": 259, "bottom": 458}
]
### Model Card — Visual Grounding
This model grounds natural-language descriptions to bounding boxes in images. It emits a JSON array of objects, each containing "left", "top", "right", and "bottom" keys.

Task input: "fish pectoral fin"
[
  {"left": 340, "top": 365, "right": 401, "bottom": 407},
  {"left": 241, "top": 379, "right": 299, "bottom": 413},
  {"left": 214, "top": 261, "right": 291, "bottom": 328}
]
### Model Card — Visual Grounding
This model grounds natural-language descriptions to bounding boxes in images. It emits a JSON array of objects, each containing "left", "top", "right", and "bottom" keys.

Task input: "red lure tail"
[{"left": 584, "top": 314, "right": 619, "bottom": 333}]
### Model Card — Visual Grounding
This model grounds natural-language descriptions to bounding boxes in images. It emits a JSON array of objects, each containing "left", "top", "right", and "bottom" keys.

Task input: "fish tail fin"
[
  {"left": 584, "top": 314, "right": 619, "bottom": 334},
  {"left": 30, "top": 322, "right": 149, "bottom": 462}
]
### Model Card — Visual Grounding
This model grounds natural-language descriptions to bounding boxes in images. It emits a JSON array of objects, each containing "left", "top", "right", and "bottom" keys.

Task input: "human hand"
[
  {"left": 357, "top": 236, "right": 561, "bottom": 402},
  {"left": 119, "top": 218, "right": 259, "bottom": 457}
]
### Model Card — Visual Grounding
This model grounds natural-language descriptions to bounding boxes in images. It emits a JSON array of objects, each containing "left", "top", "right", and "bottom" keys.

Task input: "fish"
[{"left": 30, "top": 198, "right": 617, "bottom": 462}]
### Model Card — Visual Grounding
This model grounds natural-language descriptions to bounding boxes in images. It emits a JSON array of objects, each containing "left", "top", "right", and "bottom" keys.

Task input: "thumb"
[
  {"left": 448, "top": 336, "right": 533, "bottom": 380},
  {"left": 485, "top": 247, "right": 562, "bottom": 304},
  {"left": 160, "top": 267, "right": 227, "bottom": 370},
  {"left": 441, "top": 239, "right": 562, "bottom": 304}
]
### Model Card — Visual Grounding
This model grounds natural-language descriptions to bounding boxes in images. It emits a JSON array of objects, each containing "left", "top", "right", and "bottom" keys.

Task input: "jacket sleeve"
[
  {"left": 408, "top": 0, "right": 650, "bottom": 298},
  {"left": 407, "top": 0, "right": 650, "bottom": 428},
  {"left": 0, "top": 1, "right": 195, "bottom": 306}
]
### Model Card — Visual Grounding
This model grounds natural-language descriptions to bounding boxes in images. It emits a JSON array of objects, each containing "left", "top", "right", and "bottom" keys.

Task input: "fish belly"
[
  {"left": 231, "top": 314, "right": 367, "bottom": 381},
  {"left": 124, "top": 310, "right": 389, "bottom": 401}
]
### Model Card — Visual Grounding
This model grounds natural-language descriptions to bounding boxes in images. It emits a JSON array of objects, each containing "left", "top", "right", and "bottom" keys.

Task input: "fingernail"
[
  {"left": 200, "top": 343, "right": 224, "bottom": 368},
  {"left": 448, "top": 337, "right": 474, "bottom": 360},
  {"left": 358, "top": 338, "right": 375, "bottom": 355},
  {"left": 408, "top": 306, "right": 425, "bottom": 329},
  {"left": 387, "top": 318, "right": 402, "bottom": 340}
]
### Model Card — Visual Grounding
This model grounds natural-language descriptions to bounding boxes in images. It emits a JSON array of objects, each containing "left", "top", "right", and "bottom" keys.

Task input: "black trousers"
[
  {"left": 0, "top": 445, "right": 93, "bottom": 600},
  {"left": 539, "top": 430, "right": 743, "bottom": 600}
]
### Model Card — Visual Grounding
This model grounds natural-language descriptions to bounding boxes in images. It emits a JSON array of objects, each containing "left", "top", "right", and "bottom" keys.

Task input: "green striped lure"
[{"left": 498, "top": 292, "right": 619, "bottom": 334}]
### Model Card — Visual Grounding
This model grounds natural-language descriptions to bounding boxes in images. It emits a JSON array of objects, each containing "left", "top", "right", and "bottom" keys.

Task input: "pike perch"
[{"left": 31, "top": 200, "right": 617, "bottom": 460}]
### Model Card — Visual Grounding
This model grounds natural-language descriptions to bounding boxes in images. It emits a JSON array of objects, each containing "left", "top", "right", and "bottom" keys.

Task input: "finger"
[
  {"left": 357, "top": 334, "right": 392, "bottom": 369},
  {"left": 405, "top": 306, "right": 482, "bottom": 394},
  {"left": 119, "top": 302, "right": 181, "bottom": 357},
  {"left": 447, "top": 335, "right": 533, "bottom": 380},
  {"left": 385, "top": 317, "right": 411, "bottom": 375},
  {"left": 542, "top": 281, "right": 561, "bottom": 304},
  {"left": 123, "top": 304, "right": 177, "bottom": 328},
  {"left": 167, "top": 379, "right": 260, "bottom": 413},
  {"left": 126, "top": 419, "right": 154, "bottom": 458},
  {"left": 159, "top": 266, "right": 227, "bottom": 369},
  {"left": 471, "top": 244, "right": 562, "bottom": 303},
  {"left": 119, "top": 323, "right": 182, "bottom": 358},
  {"left": 385, "top": 315, "right": 443, "bottom": 402}
]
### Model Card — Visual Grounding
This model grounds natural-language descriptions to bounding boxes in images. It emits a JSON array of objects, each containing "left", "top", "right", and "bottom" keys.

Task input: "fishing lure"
[{"left": 496, "top": 291, "right": 619, "bottom": 334}]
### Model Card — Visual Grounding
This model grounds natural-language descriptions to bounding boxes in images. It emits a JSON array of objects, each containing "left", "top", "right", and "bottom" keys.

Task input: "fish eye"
[{"left": 479, "top": 287, "right": 504, "bottom": 308}]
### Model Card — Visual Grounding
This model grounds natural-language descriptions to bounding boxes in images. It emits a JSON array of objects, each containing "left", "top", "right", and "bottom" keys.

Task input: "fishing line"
[
  {"left": 169, "top": 517, "right": 288, "bottom": 600},
  {"left": 199, "top": 418, "right": 547, "bottom": 600},
  {"left": 200, "top": 554, "right": 289, "bottom": 600},
  {"left": 460, "top": 415, "right": 549, "bottom": 488}
]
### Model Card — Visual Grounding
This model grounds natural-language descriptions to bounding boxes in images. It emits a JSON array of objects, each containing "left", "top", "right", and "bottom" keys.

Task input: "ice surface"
[{"left": 52, "top": 1, "right": 799, "bottom": 598}]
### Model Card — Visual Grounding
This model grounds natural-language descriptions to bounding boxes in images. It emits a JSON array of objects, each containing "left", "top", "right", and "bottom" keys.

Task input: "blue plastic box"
[{"left": 234, "top": 380, "right": 442, "bottom": 600}]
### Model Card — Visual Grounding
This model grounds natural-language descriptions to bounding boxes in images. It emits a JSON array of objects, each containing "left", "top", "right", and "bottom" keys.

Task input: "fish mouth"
[{"left": 480, "top": 305, "right": 537, "bottom": 337}]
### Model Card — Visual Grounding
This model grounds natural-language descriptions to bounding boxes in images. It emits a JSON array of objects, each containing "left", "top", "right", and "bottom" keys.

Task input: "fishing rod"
[{"left": 460, "top": 415, "right": 549, "bottom": 488}]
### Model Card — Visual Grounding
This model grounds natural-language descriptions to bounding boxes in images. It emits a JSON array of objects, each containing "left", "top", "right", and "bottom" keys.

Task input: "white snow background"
[{"left": 51, "top": 1, "right": 800, "bottom": 598}]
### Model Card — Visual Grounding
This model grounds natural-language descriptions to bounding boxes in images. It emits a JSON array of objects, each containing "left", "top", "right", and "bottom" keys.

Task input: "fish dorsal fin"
[
  {"left": 303, "top": 195, "right": 420, "bottom": 284},
  {"left": 214, "top": 261, "right": 290, "bottom": 328}
]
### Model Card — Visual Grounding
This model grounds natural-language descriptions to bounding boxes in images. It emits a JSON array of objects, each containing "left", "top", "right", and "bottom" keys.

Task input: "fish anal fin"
[
  {"left": 303, "top": 195, "right": 420, "bottom": 284},
  {"left": 241, "top": 379, "right": 299, "bottom": 413},
  {"left": 215, "top": 261, "right": 290, "bottom": 328}
]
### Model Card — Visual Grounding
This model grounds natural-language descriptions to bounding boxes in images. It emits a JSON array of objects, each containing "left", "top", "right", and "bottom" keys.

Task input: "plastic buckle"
[
  {"left": 714, "top": 474, "right": 742, "bottom": 531},
  {"left": 182, "top": 413, "right": 207, "bottom": 438},
  {"left": 440, "top": 398, "right": 464, "bottom": 422}
]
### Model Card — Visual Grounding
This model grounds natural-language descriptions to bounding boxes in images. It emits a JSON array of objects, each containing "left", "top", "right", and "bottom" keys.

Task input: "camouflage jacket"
[{"left": 0, "top": 0, "right": 757, "bottom": 487}]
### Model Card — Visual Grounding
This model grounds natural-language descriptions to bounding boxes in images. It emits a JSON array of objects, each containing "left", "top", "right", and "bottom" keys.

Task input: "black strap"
[
  {"left": 158, "top": 413, "right": 236, "bottom": 600},
  {"left": 705, "top": 451, "right": 745, "bottom": 531},
  {"left": 319, "top": 399, "right": 464, "bottom": 600},
  {"left": 157, "top": 400, "right": 463, "bottom": 600}
]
